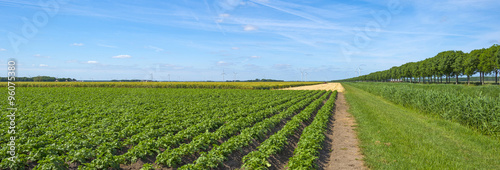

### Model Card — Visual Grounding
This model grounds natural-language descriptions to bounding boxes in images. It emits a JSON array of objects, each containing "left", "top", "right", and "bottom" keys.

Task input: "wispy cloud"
[
  {"left": 250, "top": 55, "right": 261, "bottom": 58},
  {"left": 243, "top": 25, "right": 258, "bottom": 31},
  {"left": 87, "top": 61, "right": 98, "bottom": 64},
  {"left": 231, "top": 47, "right": 240, "bottom": 50},
  {"left": 39, "top": 64, "right": 48, "bottom": 67},
  {"left": 273, "top": 63, "right": 292, "bottom": 70},
  {"left": 145, "top": 45, "right": 164, "bottom": 52},
  {"left": 249, "top": 0, "right": 334, "bottom": 26},
  {"left": 34, "top": 54, "right": 51, "bottom": 58},
  {"left": 216, "top": 61, "right": 233, "bottom": 66},
  {"left": 0, "top": 48, "right": 6, "bottom": 51},
  {"left": 112, "top": 55, "right": 132, "bottom": 59},
  {"left": 97, "top": 44, "right": 117, "bottom": 48},
  {"left": 219, "top": 13, "right": 230, "bottom": 18},
  {"left": 71, "top": 43, "right": 84, "bottom": 46}
]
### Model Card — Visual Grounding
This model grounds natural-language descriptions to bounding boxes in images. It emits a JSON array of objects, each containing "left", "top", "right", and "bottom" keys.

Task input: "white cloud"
[
  {"left": 39, "top": 64, "right": 48, "bottom": 67},
  {"left": 243, "top": 25, "right": 258, "bottom": 31},
  {"left": 231, "top": 47, "right": 240, "bottom": 50},
  {"left": 219, "top": 13, "right": 230, "bottom": 18},
  {"left": 71, "top": 43, "right": 84, "bottom": 46},
  {"left": 0, "top": 48, "right": 6, "bottom": 51},
  {"left": 98, "top": 44, "right": 117, "bottom": 48},
  {"left": 273, "top": 64, "right": 292, "bottom": 70},
  {"left": 112, "top": 55, "right": 132, "bottom": 58},
  {"left": 217, "top": 61, "right": 233, "bottom": 66},
  {"left": 250, "top": 55, "right": 261, "bottom": 58},
  {"left": 34, "top": 54, "right": 50, "bottom": 58},
  {"left": 87, "top": 61, "right": 98, "bottom": 64},
  {"left": 216, "top": 14, "right": 230, "bottom": 23},
  {"left": 145, "top": 45, "right": 164, "bottom": 52}
]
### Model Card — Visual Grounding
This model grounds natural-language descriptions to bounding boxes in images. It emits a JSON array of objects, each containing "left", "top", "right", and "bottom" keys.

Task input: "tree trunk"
[
  {"left": 456, "top": 74, "right": 458, "bottom": 85},
  {"left": 479, "top": 72, "right": 482, "bottom": 85},
  {"left": 467, "top": 75, "right": 470, "bottom": 85},
  {"left": 482, "top": 72, "right": 484, "bottom": 85},
  {"left": 496, "top": 70, "right": 498, "bottom": 84}
]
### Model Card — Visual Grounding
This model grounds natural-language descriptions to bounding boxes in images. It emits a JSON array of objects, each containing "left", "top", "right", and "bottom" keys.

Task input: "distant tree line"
[
  {"left": 243, "top": 79, "right": 285, "bottom": 82},
  {"left": 341, "top": 44, "right": 500, "bottom": 85},
  {"left": 0, "top": 76, "right": 76, "bottom": 82},
  {"left": 111, "top": 79, "right": 143, "bottom": 82}
]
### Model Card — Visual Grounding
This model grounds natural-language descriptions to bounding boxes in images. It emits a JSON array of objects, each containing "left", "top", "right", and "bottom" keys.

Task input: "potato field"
[{"left": 0, "top": 87, "right": 337, "bottom": 169}]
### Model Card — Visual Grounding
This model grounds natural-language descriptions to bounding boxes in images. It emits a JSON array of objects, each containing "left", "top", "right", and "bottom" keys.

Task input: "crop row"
[
  {"left": 241, "top": 90, "right": 336, "bottom": 169},
  {"left": 287, "top": 90, "right": 337, "bottom": 169},
  {"left": 154, "top": 91, "right": 324, "bottom": 167},
  {"left": 84, "top": 91, "right": 314, "bottom": 169},
  {"left": 0, "top": 88, "right": 312, "bottom": 169},
  {"left": 181, "top": 91, "right": 331, "bottom": 169}
]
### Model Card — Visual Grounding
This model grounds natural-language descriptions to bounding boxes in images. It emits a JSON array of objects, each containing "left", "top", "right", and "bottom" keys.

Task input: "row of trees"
[{"left": 342, "top": 44, "right": 500, "bottom": 85}]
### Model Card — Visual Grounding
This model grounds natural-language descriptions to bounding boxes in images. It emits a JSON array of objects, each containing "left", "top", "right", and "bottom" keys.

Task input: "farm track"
[
  {"left": 279, "top": 83, "right": 345, "bottom": 92},
  {"left": 319, "top": 92, "right": 366, "bottom": 170}
]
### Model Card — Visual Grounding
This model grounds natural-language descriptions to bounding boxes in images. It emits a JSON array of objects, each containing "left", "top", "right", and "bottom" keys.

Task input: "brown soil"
[{"left": 318, "top": 92, "right": 367, "bottom": 170}]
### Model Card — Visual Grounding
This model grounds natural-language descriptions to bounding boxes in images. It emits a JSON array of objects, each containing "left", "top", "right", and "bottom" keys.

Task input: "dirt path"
[
  {"left": 325, "top": 92, "right": 366, "bottom": 170},
  {"left": 279, "top": 83, "right": 345, "bottom": 92}
]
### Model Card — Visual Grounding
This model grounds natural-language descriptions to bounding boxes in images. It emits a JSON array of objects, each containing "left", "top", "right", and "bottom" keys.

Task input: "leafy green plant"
[
  {"left": 287, "top": 91, "right": 337, "bottom": 169},
  {"left": 182, "top": 91, "right": 331, "bottom": 169},
  {"left": 0, "top": 87, "right": 314, "bottom": 169},
  {"left": 140, "top": 163, "right": 154, "bottom": 170}
]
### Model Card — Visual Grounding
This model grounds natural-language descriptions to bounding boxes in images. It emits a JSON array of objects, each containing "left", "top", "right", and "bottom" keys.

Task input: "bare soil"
[
  {"left": 279, "top": 83, "right": 345, "bottom": 92},
  {"left": 319, "top": 92, "right": 367, "bottom": 170}
]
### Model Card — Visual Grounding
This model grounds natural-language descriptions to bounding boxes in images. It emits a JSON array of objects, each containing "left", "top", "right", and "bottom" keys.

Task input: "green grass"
[{"left": 343, "top": 83, "right": 500, "bottom": 169}]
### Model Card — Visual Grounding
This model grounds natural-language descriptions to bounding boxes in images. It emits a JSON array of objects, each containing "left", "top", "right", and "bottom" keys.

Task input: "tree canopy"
[{"left": 340, "top": 44, "right": 500, "bottom": 85}]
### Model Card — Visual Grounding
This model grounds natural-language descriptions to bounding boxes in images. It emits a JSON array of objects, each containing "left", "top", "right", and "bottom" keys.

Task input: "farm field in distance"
[{"left": 0, "top": 83, "right": 339, "bottom": 169}]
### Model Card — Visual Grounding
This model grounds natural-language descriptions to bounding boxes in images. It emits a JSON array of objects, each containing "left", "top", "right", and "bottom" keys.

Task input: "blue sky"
[{"left": 1, "top": 0, "right": 499, "bottom": 81}]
